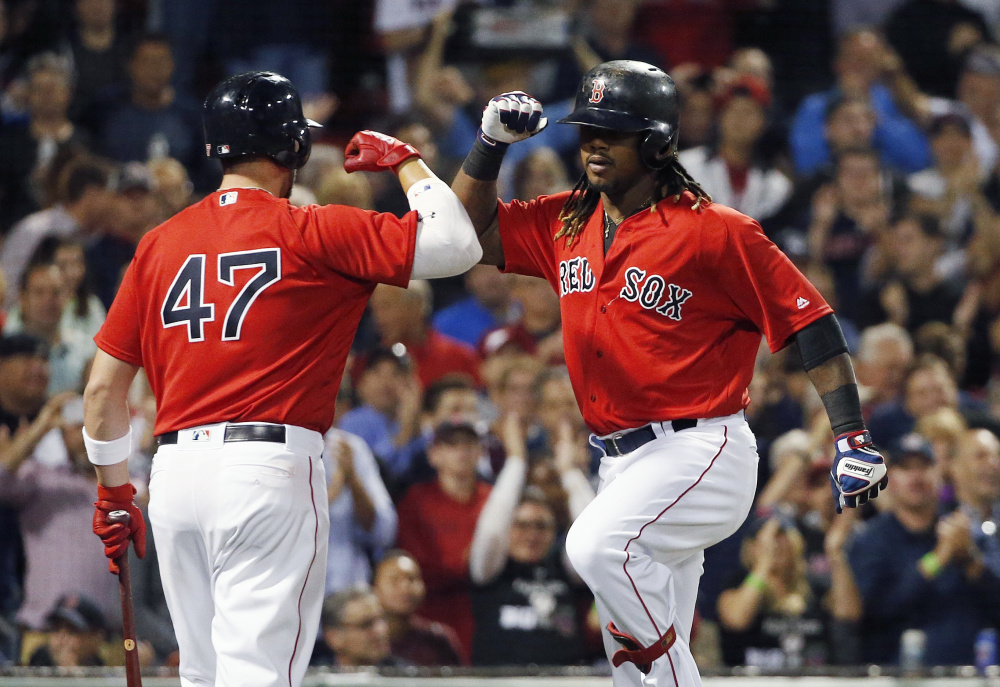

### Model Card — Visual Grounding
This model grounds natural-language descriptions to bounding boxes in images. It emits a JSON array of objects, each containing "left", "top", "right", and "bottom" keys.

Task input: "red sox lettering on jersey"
[
  {"left": 497, "top": 191, "right": 832, "bottom": 435},
  {"left": 560, "top": 259, "right": 693, "bottom": 322}
]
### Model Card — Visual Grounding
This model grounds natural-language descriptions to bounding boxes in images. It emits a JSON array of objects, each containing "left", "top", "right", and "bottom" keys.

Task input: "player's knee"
[{"left": 566, "top": 518, "right": 610, "bottom": 581}]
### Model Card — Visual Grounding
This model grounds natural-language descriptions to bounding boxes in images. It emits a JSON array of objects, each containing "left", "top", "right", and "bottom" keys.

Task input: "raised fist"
[
  {"left": 343, "top": 130, "right": 421, "bottom": 174},
  {"left": 480, "top": 91, "right": 548, "bottom": 147},
  {"left": 829, "top": 430, "right": 888, "bottom": 514}
]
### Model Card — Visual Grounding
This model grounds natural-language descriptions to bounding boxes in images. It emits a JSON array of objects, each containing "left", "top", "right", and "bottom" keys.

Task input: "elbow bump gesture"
[
  {"left": 480, "top": 91, "right": 548, "bottom": 146},
  {"left": 830, "top": 430, "right": 888, "bottom": 514},
  {"left": 92, "top": 483, "right": 147, "bottom": 574},
  {"left": 343, "top": 130, "right": 422, "bottom": 174}
]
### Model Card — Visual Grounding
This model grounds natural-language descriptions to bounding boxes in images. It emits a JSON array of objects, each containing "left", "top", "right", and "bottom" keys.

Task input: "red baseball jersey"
[
  {"left": 496, "top": 191, "right": 832, "bottom": 435},
  {"left": 96, "top": 189, "right": 417, "bottom": 435}
]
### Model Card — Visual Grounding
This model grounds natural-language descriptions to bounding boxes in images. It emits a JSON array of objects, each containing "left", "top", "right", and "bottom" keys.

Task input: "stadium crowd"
[{"left": 1, "top": 0, "right": 1000, "bottom": 674}]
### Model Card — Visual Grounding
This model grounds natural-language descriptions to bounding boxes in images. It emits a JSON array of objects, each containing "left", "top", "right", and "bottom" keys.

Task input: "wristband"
[
  {"left": 919, "top": 552, "right": 942, "bottom": 578},
  {"left": 821, "top": 384, "right": 866, "bottom": 436},
  {"left": 461, "top": 130, "right": 509, "bottom": 181},
  {"left": 97, "top": 482, "right": 135, "bottom": 503},
  {"left": 745, "top": 572, "right": 769, "bottom": 591},
  {"left": 83, "top": 427, "right": 133, "bottom": 466}
]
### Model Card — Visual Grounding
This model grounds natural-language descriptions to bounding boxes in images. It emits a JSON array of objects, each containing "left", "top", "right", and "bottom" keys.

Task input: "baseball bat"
[{"left": 107, "top": 510, "right": 143, "bottom": 687}]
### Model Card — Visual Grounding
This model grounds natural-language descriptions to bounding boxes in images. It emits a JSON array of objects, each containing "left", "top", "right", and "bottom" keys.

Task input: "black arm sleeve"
[{"left": 791, "top": 313, "right": 849, "bottom": 371}]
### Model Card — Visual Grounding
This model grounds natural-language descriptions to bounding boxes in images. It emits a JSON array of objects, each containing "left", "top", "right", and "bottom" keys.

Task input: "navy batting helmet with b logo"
[
  {"left": 203, "top": 71, "right": 322, "bottom": 170},
  {"left": 559, "top": 61, "right": 679, "bottom": 170}
]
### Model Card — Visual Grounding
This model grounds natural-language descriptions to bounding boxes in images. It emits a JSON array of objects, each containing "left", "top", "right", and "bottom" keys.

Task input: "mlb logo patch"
[
  {"left": 217, "top": 144, "right": 231, "bottom": 155},
  {"left": 220, "top": 192, "right": 238, "bottom": 206},
  {"left": 205, "top": 143, "right": 211, "bottom": 156},
  {"left": 191, "top": 429, "right": 211, "bottom": 442}
]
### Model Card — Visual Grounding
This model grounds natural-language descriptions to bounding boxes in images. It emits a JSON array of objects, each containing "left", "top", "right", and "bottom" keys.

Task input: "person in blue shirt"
[
  {"left": 432, "top": 265, "right": 515, "bottom": 348},
  {"left": 849, "top": 433, "right": 1000, "bottom": 665},
  {"left": 790, "top": 29, "right": 931, "bottom": 177}
]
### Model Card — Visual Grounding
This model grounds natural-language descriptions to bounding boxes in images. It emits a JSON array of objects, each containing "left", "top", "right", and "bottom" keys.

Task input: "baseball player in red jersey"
[
  {"left": 82, "top": 72, "right": 481, "bottom": 687},
  {"left": 452, "top": 61, "right": 888, "bottom": 686}
]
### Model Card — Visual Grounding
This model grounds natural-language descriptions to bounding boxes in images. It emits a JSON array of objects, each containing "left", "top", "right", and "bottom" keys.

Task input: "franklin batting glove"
[
  {"left": 93, "top": 483, "right": 147, "bottom": 574},
  {"left": 830, "top": 430, "right": 888, "bottom": 514},
  {"left": 479, "top": 91, "right": 548, "bottom": 148},
  {"left": 343, "top": 130, "right": 421, "bottom": 174}
]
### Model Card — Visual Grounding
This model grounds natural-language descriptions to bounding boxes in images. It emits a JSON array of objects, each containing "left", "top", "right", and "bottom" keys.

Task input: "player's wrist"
[
  {"left": 97, "top": 482, "right": 136, "bottom": 504},
  {"left": 461, "top": 130, "right": 509, "bottom": 182},
  {"left": 84, "top": 427, "right": 133, "bottom": 466}
]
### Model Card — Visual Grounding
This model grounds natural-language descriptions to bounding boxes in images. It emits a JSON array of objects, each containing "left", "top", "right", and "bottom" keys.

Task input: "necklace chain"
[{"left": 604, "top": 195, "right": 655, "bottom": 238}]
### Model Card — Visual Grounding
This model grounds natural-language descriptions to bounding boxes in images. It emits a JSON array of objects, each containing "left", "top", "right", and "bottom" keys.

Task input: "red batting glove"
[
  {"left": 343, "top": 130, "right": 421, "bottom": 174},
  {"left": 92, "top": 483, "right": 147, "bottom": 574}
]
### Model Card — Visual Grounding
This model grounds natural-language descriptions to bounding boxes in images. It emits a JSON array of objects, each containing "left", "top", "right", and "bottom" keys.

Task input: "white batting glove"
[{"left": 480, "top": 91, "right": 548, "bottom": 146}]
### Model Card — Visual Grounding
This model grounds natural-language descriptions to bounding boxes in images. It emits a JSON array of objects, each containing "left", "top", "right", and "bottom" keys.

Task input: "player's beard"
[{"left": 280, "top": 169, "right": 297, "bottom": 199}]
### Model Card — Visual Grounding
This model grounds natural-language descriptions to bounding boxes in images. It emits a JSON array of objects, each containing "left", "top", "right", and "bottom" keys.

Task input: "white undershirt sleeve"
[{"left": 407, "top": 177, "right": 483, "bottom": 279}]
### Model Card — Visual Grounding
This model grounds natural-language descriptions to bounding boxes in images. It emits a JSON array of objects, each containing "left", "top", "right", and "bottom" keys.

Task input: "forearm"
[
  {"left": 826, "top": 552, "right": 863, "bottom": 621},
  {"left": 806, "top": 353, "right": 864, "bottom": 435},
  {"left": 469, "top": 455, "right": 526, "bottom": 584},
  {"left": 0, "top": 421, "right": 52, "bottom": 472},
  {"left": 346, "top": 475, "right": 377, "bottom": 531},
  {"left": 717, "top": 578, "right": 768, "bottom": 631},
  {"left": 83, "top": 351, "right": 140, "bottom": 487}
]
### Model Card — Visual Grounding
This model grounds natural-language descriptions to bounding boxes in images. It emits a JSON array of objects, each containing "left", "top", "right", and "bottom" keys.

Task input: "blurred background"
[{"left": 2, "top": 0, "right": 1000, "bottom": 682}]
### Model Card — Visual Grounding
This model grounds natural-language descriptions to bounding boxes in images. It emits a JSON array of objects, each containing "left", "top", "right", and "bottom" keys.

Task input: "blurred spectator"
[
  {"left": 0, "top": 158, "right": 111, "bottom": 306},
  {"left": 4, "top": 262, "right": 95, "bottom": 395},
  {"left": 380, "top": 376, "right": 484, "bottom": 497},
  {"left": 373, "top": 550, "right": 462, "bottom": 666},
  {"left": 147, "top": 157, "right": 193, "bottom": 218},
  {"left": 857, "top": 214, "right": 966, "bottom": 333},
  {"left": 369, "top": 280, "right": 481, "bottom": 388},
  {"left": 672, "top": 68, "right": 717, "bottom": 152},
  {"left": 832, "top": 0, "right": 908, "bottom": 35},
  {"left": 67, "top": 0, "right": 130, "bottom": 120},
  {"left": 869, "top": 354, "right": 963, "bottom": 445},
  {"left": 0, "top": 53, "right": 90, "bottom": 232},
  {"left": 51, "top": 238, "right": 105, "bottom": 342},
  {"left": 887, "top": 44, "right": 1000, "bottom": 180},
  {"left": 916, "top": 407, "right": 969, "bottom": 506},
  {"left": 885, "top": 0, "right": 991, "bottom": 99},
  {"left": 372, "top": 114, "right": 447, "bottom": 217},
  {"left": 433, "top": 265, "right": 515, "bottom": 349},
  {"left": 483, "top": 355, "right": 543, "bottom": 426},
  {"left": 632, "top": 0, "right": 749, "bottom": 72},
  {"left": 468, "top": 413, "right": 593, "bottom": 665},
  {"left": 790, "top": 29, "right": 931, "bottom": 176},
  {"left": 27, "top": 594, "right": 106, "bottom": 667},
  {"left": 338, "top": 348, "right": 423, "bottom": 470},
  {"left": 87, "top": 34, "right": 218, "bottom": 193},
  {"left": 679, "top": 76, "right": 792, "bottom": 222},
  {"left": 0, "top": 380, "right": 119, "bottom": 635},
  {"left": 395, "top": 420, "right": 492, "bottom": 662},
  {"left": 480, "top": 275, "right": 562, "bottom": 364},
  {"left": 913, "top": 321, "right": 968, "bottom": 384},
  {"left": 849, "top": 433, "right": 1000, "bottom": 665},
  {"left": 322, "top": 429, "right": 397, "bottom": 595},
  {"left": 908, "top": 113, "right": 990, "bottom": 272},
  {"left": 511, "top": 147, "right": 572, "bottom": 201},
  {"left": 950, "top": 428, "right": 1000, "bottom": 575},
  {"left": 807, "top": 148, "right": 893, "bottom": 321},
  {"left": 375, "top": 0, "right": 457, "bottom": 112},
  {"left": 86, "top": 162, "right": 162, "bottom": 309},
  {"left": 717, "top": 511, "right": 862, "bottom": 667},
  {"left": 315, "top": 586, "right": 402, "bottom": 668},
  {"left": 855, "top": 323, "right": 914, "bottom": 416},
  {"left": 316, "top": 168, "right": 374, "bottom": 211}
]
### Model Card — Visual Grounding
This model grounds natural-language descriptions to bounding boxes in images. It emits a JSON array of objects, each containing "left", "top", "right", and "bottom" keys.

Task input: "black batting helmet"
[
  {"left": 558, "top": 60, "right": 679, "bottom": 170},
  {"left": 204, "top": 71, "right": 321, "bottom": 170}
]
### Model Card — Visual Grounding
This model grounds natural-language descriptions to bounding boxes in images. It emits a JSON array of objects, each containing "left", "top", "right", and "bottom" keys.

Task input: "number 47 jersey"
[{"left": 96, "top": 189, "right": 418, "bottom": 435}]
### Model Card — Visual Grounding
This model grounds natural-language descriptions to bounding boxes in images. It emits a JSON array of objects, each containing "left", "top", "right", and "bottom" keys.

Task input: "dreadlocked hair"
[{"left": 554, "top": 154, "right": 713, "bottom": 247}]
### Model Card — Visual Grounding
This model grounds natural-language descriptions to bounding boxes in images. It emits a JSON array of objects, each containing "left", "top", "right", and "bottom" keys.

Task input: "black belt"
[
  {"left": 600, "top": 419, "right": 698, "bottom": 456},
  {"left": 157, "top": 424, "right": 286, "bottom": 446}
]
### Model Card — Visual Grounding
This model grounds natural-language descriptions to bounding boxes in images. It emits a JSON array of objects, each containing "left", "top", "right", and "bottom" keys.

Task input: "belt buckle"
[{"left": 608, "top": 433, "right": 624, "bottom": 456}]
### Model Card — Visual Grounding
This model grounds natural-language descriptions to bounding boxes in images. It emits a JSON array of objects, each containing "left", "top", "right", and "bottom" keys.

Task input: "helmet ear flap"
[
  {"left": 640, "top": 122, "right": 677, "bottom": 170},
  {"left": 273, "top": 121, "right": 312, "bottom": 169}
]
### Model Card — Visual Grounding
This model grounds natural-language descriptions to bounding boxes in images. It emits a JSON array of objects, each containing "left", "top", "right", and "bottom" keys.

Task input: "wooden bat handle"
[{"left": 107, "top": 510, "right": 143, "bottom": 687}]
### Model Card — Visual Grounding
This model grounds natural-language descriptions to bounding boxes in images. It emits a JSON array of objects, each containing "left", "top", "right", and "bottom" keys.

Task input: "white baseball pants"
[
  {"left": 566, "top": 412, "right": 758, "bottom": 687},
  {"left": 148, "top": 423, "right": 330, "bottom": 687}
]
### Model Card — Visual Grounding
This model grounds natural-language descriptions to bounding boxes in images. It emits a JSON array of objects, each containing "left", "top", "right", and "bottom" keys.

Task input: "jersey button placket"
[
  {"left": 600, "top": 305, "right": 607, "bottom": 313},
  {"left": 590, "top": 394, "right": 597, "bottom": 402},
  {"left": 596, "top": 351, "right": 603, "bottom": 358}
]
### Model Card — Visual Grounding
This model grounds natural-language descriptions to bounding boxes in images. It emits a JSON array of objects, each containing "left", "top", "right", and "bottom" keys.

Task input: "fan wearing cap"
[
  {"left": 848, "top": 432, "right": 1000, "bottom": 665},
  {"left": 451, "top": 60, "right": 886, "bottom": 685},
  {"left": 395, "top": 420, "right": 492, "bottom": 663},
  {"left": 28, "top": 594, "right": 107, "bottom": 667},
  {"left": 83, "top": 70, "right": 481, "bottom": 687},
  {"left": 678, "top": 76, "right": 792, "bottom": 223}
]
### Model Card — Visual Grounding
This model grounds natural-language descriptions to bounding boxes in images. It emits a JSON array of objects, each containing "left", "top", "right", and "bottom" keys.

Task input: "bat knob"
[{"left": 107, "top": 510, "right": 131, "bottom": 526}]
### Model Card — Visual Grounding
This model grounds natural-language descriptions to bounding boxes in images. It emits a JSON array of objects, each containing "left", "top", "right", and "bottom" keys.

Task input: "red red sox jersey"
[
  {"left": 496, "top": 191, "right": 832, "bottom": 436},
  {"left": 96, "top": 188, "right": 417, "bottom": 435}
]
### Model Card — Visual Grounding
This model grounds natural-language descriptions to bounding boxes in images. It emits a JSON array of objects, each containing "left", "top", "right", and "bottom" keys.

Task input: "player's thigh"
[{"left": 581, "top": 423, "right": 757, "bottom": 555}]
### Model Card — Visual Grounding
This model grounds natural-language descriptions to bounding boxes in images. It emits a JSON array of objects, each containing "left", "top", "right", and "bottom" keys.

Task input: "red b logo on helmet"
[{"left": 589, "top": 79, "right": 606, "bottom": 104}]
